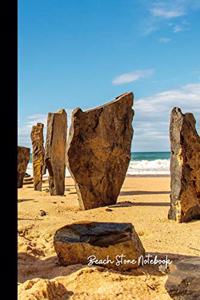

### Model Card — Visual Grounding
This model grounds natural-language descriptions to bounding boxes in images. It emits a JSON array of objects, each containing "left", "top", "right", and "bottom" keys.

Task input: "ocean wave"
[
  {"left": 27, "top": 159, "right": 170, "bottom": 177},
  {"left": 127, "top": 159, "right": 170, "bottom": 175},
  {"left": 26, "top": 163, "right": 71, "bottom": 177}
]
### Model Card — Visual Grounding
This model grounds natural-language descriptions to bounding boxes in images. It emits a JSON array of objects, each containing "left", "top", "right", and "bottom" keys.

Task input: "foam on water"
[
  {"left": 27, "top": 158, "right": 170, "bottom": 177},
  {"left": 127, "top": 159, "right": 170, "bottom": 175}
]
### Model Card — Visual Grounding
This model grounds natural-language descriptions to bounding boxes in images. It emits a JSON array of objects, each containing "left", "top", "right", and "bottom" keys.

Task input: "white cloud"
[
  {"left": 135, "top": 83, "right": 200, "bottom": 114},
  {"left": 112, "top": 69, "right": 154, "bottom": 86},
  {"left": 150, "top": 7, "right": 185, "bottom": 19},
  {"left": 173, "top": 24, "right": 183, "bottom": 32},
  {"left": 18, "top": 114, "right": 48, "bottom": 148},
  {"left": 159, "top": 37, "right": 171, "bottom": 43},
  {"left": 140, "top": 0, "right": 199, "bottom": 35},
  {"left": 18, "top": 109, "right": 73, "bottom": 149},
  {"left": 172, "top": 20, "right": 190, "bottom": 33},
  {"left": 132, "top": 83, "right": 200, "bottom": 151}
]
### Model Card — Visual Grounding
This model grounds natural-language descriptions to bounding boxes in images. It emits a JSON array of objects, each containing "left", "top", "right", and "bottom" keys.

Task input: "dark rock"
[
  {"left": 165, "top": 257, "right": 200, "bottom": 300},
  {"left": 54, "top": 221, "right": 145, "bottom": 271},
  {"left": 168, "top": 107, "right": 200, "bottom": 222},
  {"left": 40, "top": 210, "right": 47, "bottom": 216},
  {"left": 66, "top": 93, "right": 134, "bottom": 210},
  {"left": 31, "top": 123, "right": 45, "bottom": 191},
  {"left": 44, "top": 109, "right": 67, "bottom": 195},
  {"left": 17, "top": 146, "right": 30, "bottom": 188},
  {"left": 24, "top": 173, "right": 31, "bottom": 178}
]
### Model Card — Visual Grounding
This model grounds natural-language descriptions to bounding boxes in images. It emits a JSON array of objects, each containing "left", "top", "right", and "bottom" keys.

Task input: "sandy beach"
[{"left": 18, "top": 176, "right": 200, "bottom": 299}]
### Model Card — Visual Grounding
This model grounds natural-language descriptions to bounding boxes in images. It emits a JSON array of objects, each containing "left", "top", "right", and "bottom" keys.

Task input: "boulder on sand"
[
  {"left": 54, "top": 221, "right": 145, "bottom": 271},
  {"left": 165, "top": 257, "right": 200, "bottom": 300},
  {"left": 66, "top": 92, "right": 134, "bottom": 210}
]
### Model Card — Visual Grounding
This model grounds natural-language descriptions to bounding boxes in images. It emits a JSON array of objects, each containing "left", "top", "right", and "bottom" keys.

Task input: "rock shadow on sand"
[
  {"left": 109, "top": 201, "right": 169, "bottom": 208},
  {"left": 120, "top": 190, "right": 170, "bottom": 196},
  {"left": 18, "top": 253, "right": 85, "bottom": 283},
  {"left": 18, "top": 198, "right": 37, "bottom": 203}
]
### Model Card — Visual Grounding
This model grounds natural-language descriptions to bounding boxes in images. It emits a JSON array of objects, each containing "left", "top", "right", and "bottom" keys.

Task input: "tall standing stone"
[
  {"left": 66, "top": 92, "right": 134, "bottom": 210},
  {"left": 44, "top": 109, "right": 67, "bottom": 195},
  {"left": 31, "top": 123, "right": 45, "bottom": 191},
  {"left": 168, "top": 107, "right": 200, "bottom": 222},
  {"left": 17, "top": 146, "right": 30, "bottom": 188}
]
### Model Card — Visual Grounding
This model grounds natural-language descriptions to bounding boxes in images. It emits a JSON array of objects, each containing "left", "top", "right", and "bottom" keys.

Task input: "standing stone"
[
  {"left": 168, "top": 107, "right": 200, "bottom": 222},
  {"left": 17, "top": 146, "right": 30, "bottom": 188},
  {"left": 54, "top": 222, "right": 145, "bottom": 271},
  {"left": 31, "top": 123, "right": 45, "bottom": 191},
  {"left": 66, "top": 92, "right": 134, "bottom": 210},
  {"left": 44, "top": 109, "right": 67, "bottom": 195}
]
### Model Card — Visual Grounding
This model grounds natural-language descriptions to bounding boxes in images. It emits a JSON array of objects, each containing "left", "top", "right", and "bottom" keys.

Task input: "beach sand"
[{"left": 18, "top": 176, "right": 200, "bottom": 299}]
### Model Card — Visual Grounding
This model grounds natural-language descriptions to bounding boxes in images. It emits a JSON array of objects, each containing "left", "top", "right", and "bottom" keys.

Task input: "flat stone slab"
[
  {"left": 66, "top": 92, "right": 134, "bottom": 210},
  {"left": 31, "top": 123, "right": 45, "bottom": 191},
  {"left": 165, "top": 257, "right": 200, "bottom": 300},
  {"left": 54, "top": 222, "right": 145, "bottom": 271},
  {"left": 168, "top": 107, "right": 200, "bottom": 222},
  {"left": 44, "top": 109, "right": 67, "bottom": 195}
]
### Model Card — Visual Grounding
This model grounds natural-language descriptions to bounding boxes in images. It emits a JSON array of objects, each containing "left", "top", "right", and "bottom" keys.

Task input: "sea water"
[
  {"left": 128, "top": 152, "right": 170, "bottom": 175},
  {"left": 27, "top": 152, "right": 170, "bottom": 176}
]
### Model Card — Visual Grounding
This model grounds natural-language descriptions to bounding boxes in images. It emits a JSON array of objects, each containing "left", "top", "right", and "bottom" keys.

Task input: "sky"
[{"left": 18, "top": 0, "right": 200, "bottom": 152}]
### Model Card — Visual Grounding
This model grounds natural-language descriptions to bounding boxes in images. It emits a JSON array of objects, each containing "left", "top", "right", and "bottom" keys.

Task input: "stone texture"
[
  {"left": 44, "top": 109, "right": 67, "bottom": 195},
  {"left": 17, "top": 146, "right": 30, "bottom": 188},
  {"left": 54, "top": 222, "right": 145, "bottom": 271},
  {"left": 168, "top": 107, "right": 200, "bottom": 222},
  {"left": 31, "top": 123, "right": 45, "bottom": 191},
  {"left": 66, "top": 92, "right": 134, "bottom": 210},
  {"left": 165, "top": 257, "right": 200, "bottom": 300}
]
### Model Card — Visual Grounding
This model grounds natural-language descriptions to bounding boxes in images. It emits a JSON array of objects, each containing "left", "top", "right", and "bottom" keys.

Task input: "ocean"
[
  {"left": 129, "top": 152, "right": 170, "bottom": 175},
  {"left": 27, "top": 152, "right": 170, "bottom": 176}
]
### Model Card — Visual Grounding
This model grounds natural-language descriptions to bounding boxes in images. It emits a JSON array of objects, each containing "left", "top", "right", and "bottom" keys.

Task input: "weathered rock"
[
  {"left": 54, "top": 222, "right": 145, "bottom": 271},
  {"left": 168, "top": 107, "right": 200, "bottom": 222},
  {"left": 165, "top": 257, "right": 200, "bottom": 300},
  {"left": 17, "top": 146, "right": 30, "bottom": 188},
  {"left": 31, "top": 123, "right": 45, "bottom": 191},
  {"left": 66, "top": 92, "right": 134, "bottom": 210},
  {"left": 44, "top": 109, "right": 67, "bottom": 195}
]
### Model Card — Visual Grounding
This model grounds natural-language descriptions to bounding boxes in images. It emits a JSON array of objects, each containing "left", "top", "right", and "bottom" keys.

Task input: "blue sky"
[{"left": 18, "top": 0, "right": 200, "bottom": 151}]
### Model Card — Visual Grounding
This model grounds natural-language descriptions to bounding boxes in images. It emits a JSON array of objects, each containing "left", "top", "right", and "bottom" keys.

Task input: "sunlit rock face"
[
  {"left": 168, "top": 107, "right": 200, "bottom": 222},
  {"left": 44, "top": 109, "right": 67, "bottom": 196},
  {"left": 66, "top": 92, "right": 134, "bottom": 210}
]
